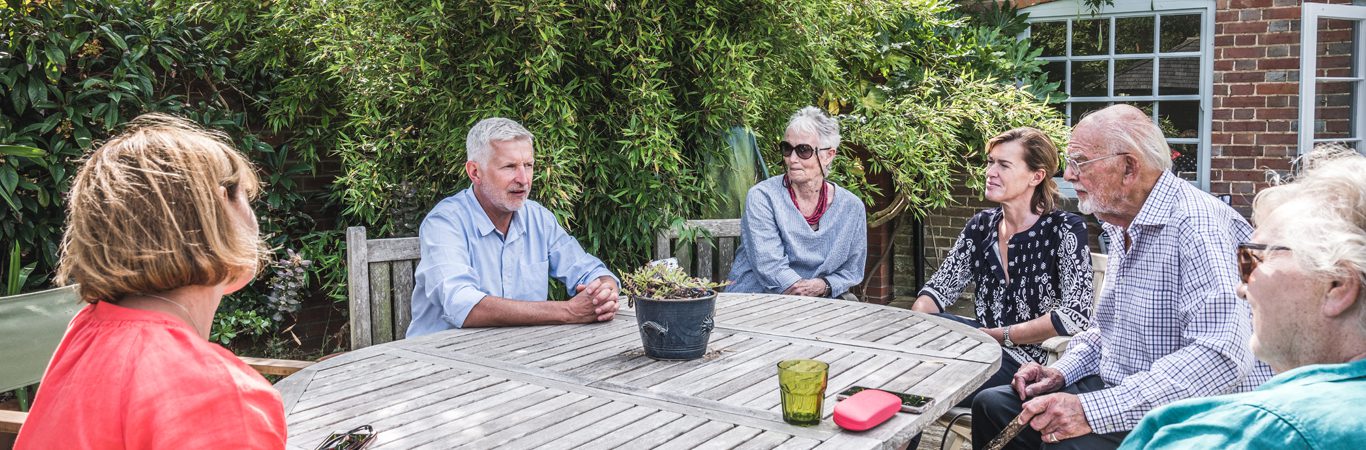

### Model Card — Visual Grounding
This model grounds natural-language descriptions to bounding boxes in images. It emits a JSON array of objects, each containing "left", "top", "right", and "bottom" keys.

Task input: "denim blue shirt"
[
  {"left": 406, "top": 188, "right": 617, "bottom": 337},
  {"left": 1119, "top": 358, "right": 1366, "bottom": 449}
]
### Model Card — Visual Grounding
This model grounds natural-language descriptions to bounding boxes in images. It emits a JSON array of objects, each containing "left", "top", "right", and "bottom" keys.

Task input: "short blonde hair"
[
  {"left": 1252, "top": 145, "right": 1366, "bottom": 321},
  {"left": 57, "top": 114, "right": 265, "bottom": 303}
]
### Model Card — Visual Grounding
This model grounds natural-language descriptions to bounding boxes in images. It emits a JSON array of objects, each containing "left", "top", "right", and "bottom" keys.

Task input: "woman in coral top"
[{"left": 15, "top": 114, "right": 286, "bottom": 449}]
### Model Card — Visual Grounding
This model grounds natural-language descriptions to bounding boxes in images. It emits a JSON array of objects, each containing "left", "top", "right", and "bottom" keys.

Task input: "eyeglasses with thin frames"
[
  {"left": 1237, "top": 242, "right": 1292, "bottom": 284},
  {"left": 1065, "top": 152, "right": 1130, "bottom": 175}
]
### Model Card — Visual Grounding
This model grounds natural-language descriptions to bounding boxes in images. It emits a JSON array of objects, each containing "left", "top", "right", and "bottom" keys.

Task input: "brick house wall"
[{"left": 890, "top": 0, "right": 1361, "bottom": 303}]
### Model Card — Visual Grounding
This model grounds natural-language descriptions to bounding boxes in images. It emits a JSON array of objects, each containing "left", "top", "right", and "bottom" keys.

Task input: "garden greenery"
[
  {"left": 0, "top": 0, "right": 337, "bottom": 349},
  {"left": 4, "top": 0, "right": 1065, "bottom": 351}
]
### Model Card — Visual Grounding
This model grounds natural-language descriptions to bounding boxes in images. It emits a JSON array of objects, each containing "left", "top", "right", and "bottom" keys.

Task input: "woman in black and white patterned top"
[{"left": 913, "top": 127, "right": 1094, "bottom": 405}]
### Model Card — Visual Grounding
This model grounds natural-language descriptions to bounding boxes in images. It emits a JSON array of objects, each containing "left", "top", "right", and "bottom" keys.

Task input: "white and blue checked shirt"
[{"left": 1051, "top": 172, "right": 1275, "bottom": 434}]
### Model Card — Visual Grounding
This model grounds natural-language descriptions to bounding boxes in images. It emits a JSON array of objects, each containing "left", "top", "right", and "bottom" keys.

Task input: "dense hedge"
[
  {"left": 0, "top": 1, "right": 333, "bottom": 348},
  {"left": 4, "top": 0, "right": 1065, "bottom": 351},
  {"left": 175, "top": 0, "right": 1065, "bottom": 267}
]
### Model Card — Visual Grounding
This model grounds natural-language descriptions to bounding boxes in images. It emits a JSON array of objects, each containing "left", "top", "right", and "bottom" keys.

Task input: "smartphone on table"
[{"left": 836, "top": 386, "right": 935, "bottom": 414}]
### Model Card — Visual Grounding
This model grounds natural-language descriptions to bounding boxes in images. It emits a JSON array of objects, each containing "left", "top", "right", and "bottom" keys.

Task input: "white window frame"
[
  {"left": 1299, "top": 2, "right": 1366, "bottom": 154},
  {"left": 1022, "top": 0, "right": 1217, "bottom": 191}
]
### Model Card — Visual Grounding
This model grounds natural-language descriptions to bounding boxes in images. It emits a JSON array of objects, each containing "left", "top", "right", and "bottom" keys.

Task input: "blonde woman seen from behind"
[{"left": 15, "top": 114, "right": 286, "bottom": 449}]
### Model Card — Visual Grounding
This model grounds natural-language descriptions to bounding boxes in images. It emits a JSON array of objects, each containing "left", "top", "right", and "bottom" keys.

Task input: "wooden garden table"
[{"left": 276, "top": 293, "right": 1000, "bottom": 449}]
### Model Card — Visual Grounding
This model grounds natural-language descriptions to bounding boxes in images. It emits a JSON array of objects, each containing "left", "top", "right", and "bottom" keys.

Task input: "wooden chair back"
[
  {"left": 654, "top": 219, "right": 742, "bottom": 283},
  {"left": 1091, "top": 252, "right": 1108, "bottom": 303},
  {"left": 346, "top": 226, "right": 421, "bottom": 350}
]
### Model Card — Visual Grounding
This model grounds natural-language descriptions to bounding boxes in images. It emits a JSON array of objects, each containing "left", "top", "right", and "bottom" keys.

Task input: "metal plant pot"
[{"left": 631, "top": 291, "right": 717, "bottom": 360}]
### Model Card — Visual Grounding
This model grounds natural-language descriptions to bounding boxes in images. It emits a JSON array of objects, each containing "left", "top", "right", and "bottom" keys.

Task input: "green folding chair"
[{"left": 0, "top": 285, "right": 82, "bottom": 433}]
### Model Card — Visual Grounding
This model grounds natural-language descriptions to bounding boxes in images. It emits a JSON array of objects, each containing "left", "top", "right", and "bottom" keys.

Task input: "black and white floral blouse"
[{"left": 919, "top": 208, "right": 1094, "bottom": 365}]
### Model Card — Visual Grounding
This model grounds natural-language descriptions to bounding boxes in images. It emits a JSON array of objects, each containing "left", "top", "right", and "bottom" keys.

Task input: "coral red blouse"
[{"left": 15, "top": 301, "right": 286, "bottom": 449}]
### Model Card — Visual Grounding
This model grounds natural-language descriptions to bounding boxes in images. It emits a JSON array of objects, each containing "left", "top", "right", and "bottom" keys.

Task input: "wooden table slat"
[
  {"left": 568, "top": 409, "right": 683, "bottom": 450},
  {"left": 692, "top": 424, "right": 766, "bottom": 450},
  {"left": 653, "top": 421, "right": 737, "bottom": 450}
]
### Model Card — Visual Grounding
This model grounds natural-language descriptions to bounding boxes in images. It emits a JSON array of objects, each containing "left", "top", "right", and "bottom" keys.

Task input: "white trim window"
[
  {"left": 1022, "top": 0, "right": 1216, "bottom": 190},
  {"left": 1299, "top": 2, "right": 1366, "bottom": 154}
]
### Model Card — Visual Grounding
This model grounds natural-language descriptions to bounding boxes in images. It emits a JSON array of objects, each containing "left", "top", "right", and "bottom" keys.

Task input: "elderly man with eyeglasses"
[
  {"left": 970, "top": 104, "right": 1273, "bottom": 450},
  {"left": 1117, "top": 147, "right": 1366, "bottom": 449}
]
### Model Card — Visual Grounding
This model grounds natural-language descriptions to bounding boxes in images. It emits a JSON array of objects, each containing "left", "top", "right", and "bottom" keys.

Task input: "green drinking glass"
[{"left": 777, "top": 359, "right": 829, "bottom": 426}]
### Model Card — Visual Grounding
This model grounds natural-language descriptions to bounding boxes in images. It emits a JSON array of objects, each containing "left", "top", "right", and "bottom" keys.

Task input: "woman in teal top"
[{"left": 1119, "top": 146, "right": 1366, "bottom": 450}]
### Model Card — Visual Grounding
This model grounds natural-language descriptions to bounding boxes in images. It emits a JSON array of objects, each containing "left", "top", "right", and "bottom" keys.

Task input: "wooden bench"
[
  {"left": 654, "top": 218, "right": 742, "bottom": 283},
  {"left": 346, "top": 226, "right": 421, "bottom": 349}
]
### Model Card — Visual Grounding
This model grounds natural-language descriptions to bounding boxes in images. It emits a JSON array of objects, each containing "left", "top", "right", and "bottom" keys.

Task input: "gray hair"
[
  {"left": 786, "top": 106, "right": 841, "bottom": 150},
  {"left": 466, "top": 117, "right": 534, "bottom": 164},
  {"left": 1075, "top": 104, "right": 1173, "bottom": 172},
  {"left": 1252, "top": 144, "right": 1366, "bottom": 330}
]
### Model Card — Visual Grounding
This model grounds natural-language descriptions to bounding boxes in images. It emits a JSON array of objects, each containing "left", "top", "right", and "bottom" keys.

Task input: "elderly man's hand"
[
  {"left": 1018, "top": 393, "right": 1092, "bottom": 445},
  {"left": 1011, "top": 362, "right": 1066, "bottom": 400},
  {"left": 572, "top": 276, "right": 618, "bottom": 322},
  {"left": 783, "top": 279, "right": 828, "bottom": 297}
]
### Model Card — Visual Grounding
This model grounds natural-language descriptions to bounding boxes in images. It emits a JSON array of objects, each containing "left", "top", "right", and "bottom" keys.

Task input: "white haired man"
[
  {"left": 970, "top": 104, "right": 1273, "bottom": 450},
  {"left": 407, "top": 117, "right": 619, "bottom": 336},
  {"left": 1119, "top": 147, "right": 1366, "bottom": 449}
]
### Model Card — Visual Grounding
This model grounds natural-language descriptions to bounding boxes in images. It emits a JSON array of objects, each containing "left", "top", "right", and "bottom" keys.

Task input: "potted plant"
[{"left": 621, "top": 260, "right": 728, "bottom": 361}]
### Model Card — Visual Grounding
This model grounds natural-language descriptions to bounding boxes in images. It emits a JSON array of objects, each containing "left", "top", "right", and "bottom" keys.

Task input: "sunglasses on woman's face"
[
  {"left": 1237, "top": 242, "right": 1291, "bottom": 283},
  {"left": 779, "top": 141, "right": 830, "bottom": 160}
]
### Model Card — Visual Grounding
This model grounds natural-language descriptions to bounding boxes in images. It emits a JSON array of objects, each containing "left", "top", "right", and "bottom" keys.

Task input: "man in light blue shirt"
[{"left": 406, "top": 117, "right": 619, "bottom": 337}]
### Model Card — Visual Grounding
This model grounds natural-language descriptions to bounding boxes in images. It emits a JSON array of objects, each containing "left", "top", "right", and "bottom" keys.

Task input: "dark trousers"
[
  {"left": 931, "top": 313, "right": 1022, "bottom": 407},
  {"left": 970, "top": 375, "right": 1128, "bottom": 450}
]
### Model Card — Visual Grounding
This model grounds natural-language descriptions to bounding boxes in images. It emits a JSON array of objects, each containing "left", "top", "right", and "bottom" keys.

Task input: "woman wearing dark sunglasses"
[
  {"left": 1119, "top": 146, "right": 1366, "bottom": 449},
  {"left": 726, "top": 106, "right": 867, "bottom": 300}
]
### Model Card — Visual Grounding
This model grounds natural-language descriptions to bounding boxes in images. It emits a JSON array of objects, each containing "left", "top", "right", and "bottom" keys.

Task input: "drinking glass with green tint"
[{"left": 777, "top": 359, "right": 828, "bottom": 426}]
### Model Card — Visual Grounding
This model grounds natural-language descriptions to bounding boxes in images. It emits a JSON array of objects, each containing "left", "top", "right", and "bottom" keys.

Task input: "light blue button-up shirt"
[{"left": 406, "top": 188, "right": 617, "bottom": 337}]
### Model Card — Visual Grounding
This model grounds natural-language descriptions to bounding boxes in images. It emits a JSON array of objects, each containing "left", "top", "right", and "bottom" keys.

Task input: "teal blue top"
[{"left": 1119, "top": 358, "right": 1366, "bottom": 450}]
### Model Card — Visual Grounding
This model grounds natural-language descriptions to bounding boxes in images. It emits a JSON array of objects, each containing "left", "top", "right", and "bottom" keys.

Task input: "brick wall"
[
  {"left": 889, "top": 0, "right": 1361, "bottom": 305},
  {"left": 1210, "top": 0, "right": 1358, "bottom": 216}
]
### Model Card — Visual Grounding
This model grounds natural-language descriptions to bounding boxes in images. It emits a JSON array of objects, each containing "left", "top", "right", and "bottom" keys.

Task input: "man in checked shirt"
[{"left": 970, "top": 104, "right": 1274, "bottom": 450}]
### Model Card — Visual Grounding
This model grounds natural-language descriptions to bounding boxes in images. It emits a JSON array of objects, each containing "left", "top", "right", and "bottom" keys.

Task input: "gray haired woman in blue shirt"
[{"left": 726, "top": 107, "right": 868, "bottom": 298}]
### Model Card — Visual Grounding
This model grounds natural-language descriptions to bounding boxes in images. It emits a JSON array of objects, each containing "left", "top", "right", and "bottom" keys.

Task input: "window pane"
[
  {"left": 1072, "top": 60, "right": 1109, "bottom": 97},
  {"left": 1158, "top": 57, "right": 1200, "bottom": 95},
  {"left": 1114, "top": 59, "right": 1153, "bottom": 96},
  {"left": 1125, "top": 101, "right": 1154, "bottom": 117},
  {"left": 1031, "top": 21, "right": 1068, "bottom": 57},
  {"left": 1314, "top": 80, "right": 1357, "bottom": 140},
  {"left": 1071, "top": 102, "right": 1110, "bottom": 122},
  {"left": 1115, "top": 16, "right": 1154, "bottom": 54},
  {"left": 1170, "top": 143, "right": 1199, "bottom": 181},
  {"left": 1043, "top": 61, "right": 1066, "bottom": 88},
  {"left": 1073, "top": 18, "right": 1108, "bottom": 56},
  {"left": 1160, "top": 14, "right": 1201, "bottom": 52},
  {"left": 1314, "top": 18, "right": 1358, "bottom": 78},
  {"left": 1157, "top": 101, "right": 1201, "bottom": 138}
]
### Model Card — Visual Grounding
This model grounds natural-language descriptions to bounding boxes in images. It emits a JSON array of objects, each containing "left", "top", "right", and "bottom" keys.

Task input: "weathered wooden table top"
[{"left": 277, "top": 293, "right": 1000, "bottom": 449}]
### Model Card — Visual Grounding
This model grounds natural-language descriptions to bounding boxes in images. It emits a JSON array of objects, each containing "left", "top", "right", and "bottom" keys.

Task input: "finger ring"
[{"left": 1049, "top": 432, "right": 1058, "bottom": 443}]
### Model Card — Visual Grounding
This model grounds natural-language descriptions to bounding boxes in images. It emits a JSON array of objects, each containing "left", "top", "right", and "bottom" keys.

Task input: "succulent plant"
[{"left": 620, "top": 259, "right": 729, "bottom": 307}]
